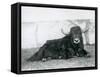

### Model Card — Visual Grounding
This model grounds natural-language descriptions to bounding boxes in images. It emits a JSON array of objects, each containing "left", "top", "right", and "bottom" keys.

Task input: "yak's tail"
[
  {"left": 26, "top": 43, "right": 48, "bottom": 61},
  {"left": 26, "top": 52, "right": 40, "bottom": 61},
  {"left": 26, "top": 47, "right": 45, "bottom": 62}
]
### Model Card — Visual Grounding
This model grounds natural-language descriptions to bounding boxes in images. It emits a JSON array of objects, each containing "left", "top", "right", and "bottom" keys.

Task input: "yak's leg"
[
  {"left": 41, "top": 49, "right": 53, "bottom": 62},
  {"left": 67, "top": 48, "right": 75, "bottom": 58},
  {"left": 77, "top": 48, "right": 90, "bottom": 57},
  {"left": 59, "top": 51, "right": 66, "bottom": 59}
]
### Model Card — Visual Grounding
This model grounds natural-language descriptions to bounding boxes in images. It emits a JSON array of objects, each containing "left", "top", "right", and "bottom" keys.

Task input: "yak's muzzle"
[{"left": 73, "top": 38, "right": 80, "bottom": 44}]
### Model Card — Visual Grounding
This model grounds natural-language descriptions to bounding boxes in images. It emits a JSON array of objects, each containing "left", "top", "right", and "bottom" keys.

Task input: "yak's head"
[
  {"left": 61, "top": 26, "right": 83, "bottom": 44},
  {"left": 70, "top": 26, "right": 82, "bottom": 44}
]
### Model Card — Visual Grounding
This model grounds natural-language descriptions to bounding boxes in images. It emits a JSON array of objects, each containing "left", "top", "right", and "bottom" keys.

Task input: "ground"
[{"left": 21, "top": 45, "right": 95, "bottom": 71}]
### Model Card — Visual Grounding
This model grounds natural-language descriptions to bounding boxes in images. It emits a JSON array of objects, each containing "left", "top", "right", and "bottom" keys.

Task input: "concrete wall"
[{"left": 21, "top": 6, "right": 95, "bottom": 49}]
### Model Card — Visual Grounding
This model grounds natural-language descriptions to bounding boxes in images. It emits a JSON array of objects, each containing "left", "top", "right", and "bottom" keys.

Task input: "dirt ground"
[{"left": 21, "top": 45, "right": 95, "bottom": 71}]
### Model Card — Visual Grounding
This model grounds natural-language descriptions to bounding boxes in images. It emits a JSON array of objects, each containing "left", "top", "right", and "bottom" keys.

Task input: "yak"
[{"left": 27, "top": 26, "right": 89, "bottom": 62}]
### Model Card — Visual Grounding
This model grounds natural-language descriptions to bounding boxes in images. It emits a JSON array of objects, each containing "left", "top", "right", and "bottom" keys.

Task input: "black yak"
[{"left": 27, "top": 26, "right": 89, "bottom": 62}]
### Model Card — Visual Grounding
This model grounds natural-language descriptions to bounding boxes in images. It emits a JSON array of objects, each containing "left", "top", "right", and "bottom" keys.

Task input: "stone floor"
[{"left": 21, "top": 45, "right": 95, "bottom": 71}]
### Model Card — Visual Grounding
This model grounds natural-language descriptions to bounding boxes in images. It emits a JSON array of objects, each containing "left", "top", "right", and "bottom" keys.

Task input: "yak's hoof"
[
  {"left": 76, "top": 53, "right": 80, "bottom": 57},
  {"left": 85, "top": 54, "right": 91, "bottom": 57},
  {"left": 47, "top": 57, "right": 51, "bottom": 60},
  {"left": 42, "top": 58, "right": 47, "bottom": 62},
  {"left": 59, "top": 56, "right": 62, "bottom": 59}
]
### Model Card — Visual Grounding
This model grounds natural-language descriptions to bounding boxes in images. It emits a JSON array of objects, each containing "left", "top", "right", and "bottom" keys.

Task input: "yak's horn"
[
  {"left": 82, "top": 27, "right": 89, "bottom": 33},
  {"left": 61, "top": 28, "right": 67, "bottom": 35},
  {"left": 68, "top": 20, "right": 89, "bottom": 33},
  {"left": 67, "top": 20, "right": 79, "bottom": 26},
  {"left": 81, "top": 21, "right": 90, "bottom": 33}
]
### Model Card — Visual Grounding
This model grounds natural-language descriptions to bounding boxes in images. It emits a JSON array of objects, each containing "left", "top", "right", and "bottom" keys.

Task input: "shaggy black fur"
[{"left": 27, "top": 26, "right": 88, "bottom": 62}]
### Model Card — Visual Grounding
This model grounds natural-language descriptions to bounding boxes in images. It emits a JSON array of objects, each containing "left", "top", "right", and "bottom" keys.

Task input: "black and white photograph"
[{"left": 21, "top": 5, "right": 96, "bottom": 71}]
